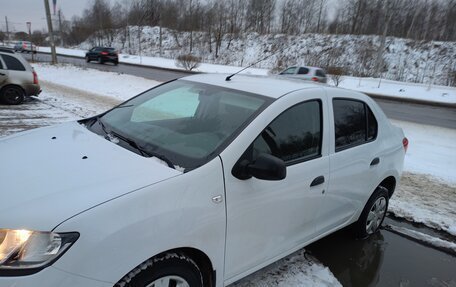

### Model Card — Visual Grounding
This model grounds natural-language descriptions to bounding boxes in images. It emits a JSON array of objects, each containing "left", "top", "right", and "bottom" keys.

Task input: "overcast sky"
[{"left": 1, "top": 0, "right": 117, "bottom": 33}]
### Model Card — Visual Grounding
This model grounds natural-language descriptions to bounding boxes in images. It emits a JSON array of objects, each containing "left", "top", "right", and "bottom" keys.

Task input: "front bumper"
[{"left": 0, "top": 266, "right": 112, "bottom": 287}]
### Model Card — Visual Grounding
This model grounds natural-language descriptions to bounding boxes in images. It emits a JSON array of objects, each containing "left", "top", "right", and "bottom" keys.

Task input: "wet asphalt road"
[
  {"left": 24, "top": 52, "right": 456, "bottom": 129},
  {"left": 308, "top": 218, "right": 456, "bottom": 287}
]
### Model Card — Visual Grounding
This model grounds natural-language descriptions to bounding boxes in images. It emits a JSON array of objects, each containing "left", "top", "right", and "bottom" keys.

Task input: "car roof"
[{"left": 182, "top": 73, "right": 323, "bottom": 99}]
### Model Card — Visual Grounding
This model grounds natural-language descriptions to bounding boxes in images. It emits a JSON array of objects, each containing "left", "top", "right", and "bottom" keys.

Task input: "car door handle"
[
  {"left": 310, "top": 176, "right": 325, "bottom": 187},
  {"left": 370, "top": 157, "right": 380, "bottom": 166}
]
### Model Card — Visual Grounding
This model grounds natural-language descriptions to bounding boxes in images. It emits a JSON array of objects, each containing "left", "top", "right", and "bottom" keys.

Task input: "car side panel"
[
  {"left": 318, "top": 88, "right": 403, "bottom": 234},
  {"left": 52, "top": 157, "right": 227, "bottom": 287}
]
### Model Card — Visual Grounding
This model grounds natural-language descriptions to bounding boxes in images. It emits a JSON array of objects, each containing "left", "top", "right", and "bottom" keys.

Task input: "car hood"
[{"left": 0, "top": 121, "right": 182, "bottom": 231}]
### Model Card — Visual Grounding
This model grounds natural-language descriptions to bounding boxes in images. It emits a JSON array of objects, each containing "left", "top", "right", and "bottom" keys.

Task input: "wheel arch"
[
  {"left": 1, "top": 84, "right": 25, "bottom": 94},
  {"left": 378, "top": 176, "right": 396, "bottom": 198},
  {"left": 114, "top": 247, "right": 215, "bottom": 287},
  {"left": 0, "top": 84, "right": 26, "bottom": 104}
]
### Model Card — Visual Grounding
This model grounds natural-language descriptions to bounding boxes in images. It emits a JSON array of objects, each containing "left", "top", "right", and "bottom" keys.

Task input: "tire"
[
  {"left": 1, "top": 86, "right": 25, "bottom": 105},
  {"left": 114, "top": 61, "right": 119, "bottom": 66},
  {"left": 86, "top": 56, "right": 90, "bottom": 63},
  {"left": 98, "top": 57, "right": 103, "bottom": 64},
  {"left": 115, "top": 253, "right": 203, "bottom": 287},
  {"left": 355, "top": 186, "right": 389, "bottom": 239}
]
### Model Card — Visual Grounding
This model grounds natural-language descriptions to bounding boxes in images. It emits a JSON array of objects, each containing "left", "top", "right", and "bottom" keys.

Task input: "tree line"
[{"left": 65, "top": 0, "right": 456, "bottom": 48}]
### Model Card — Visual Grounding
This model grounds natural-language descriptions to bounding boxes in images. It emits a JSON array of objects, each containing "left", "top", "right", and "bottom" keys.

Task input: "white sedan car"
[{"left": 0, "top": 74, "right": 407, "bottom": 287}]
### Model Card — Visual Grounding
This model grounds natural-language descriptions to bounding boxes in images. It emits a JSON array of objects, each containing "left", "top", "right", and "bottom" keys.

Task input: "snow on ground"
[
  {"left": 231, "top": 250, "right": 342, "bottom": 287},
  {"left": 386, "top": 224, "right": 456, "bottom": 254},
  {"left": 33, "top": 63, "right": 160, "bottom": 102},
  {"left": 390, "top": 172, "right": 456, "bottom": 236},
  {"left": 338, "top": 76, "right": 456, "bottom": 104},
  {"left": 391, "top": 120, "right": 456, "bottom": 184}
]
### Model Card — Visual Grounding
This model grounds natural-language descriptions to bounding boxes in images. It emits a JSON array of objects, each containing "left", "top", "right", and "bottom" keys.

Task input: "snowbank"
[
  {"left": 232, "top": 250, "right": 342, "bottom": 287},
  {"left": 386, "top": 224, "right": 456, "bottom": 253},
  {"left": 338, "top": 76, "right": 456, "bottom": 104},
  {"left": 391, "top": 120, "right": 456, "bottom": 184},
  {"left": 33, "top": 63, "right": 160, "bottom": 102}
]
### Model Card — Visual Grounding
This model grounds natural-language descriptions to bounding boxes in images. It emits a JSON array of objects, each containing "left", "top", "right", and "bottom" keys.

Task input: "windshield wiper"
[
  {"left": 110, "top": 130, "right": 175, "bottom": 169},
  {"left": 94, "top": 116, "right": 175, "bottom": 169},
  {"left": 96, "top": 116, "right": 109, "bottom": 136}
]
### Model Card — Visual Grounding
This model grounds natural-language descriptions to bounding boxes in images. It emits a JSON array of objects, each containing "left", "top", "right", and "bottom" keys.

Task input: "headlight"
[{"left": 0, "top": 229, "right": 79, "bottom": 276}]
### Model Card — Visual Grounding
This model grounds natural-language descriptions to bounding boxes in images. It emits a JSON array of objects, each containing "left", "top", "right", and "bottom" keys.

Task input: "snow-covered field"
[
  {"left": 74, "top": 26, "right": 456, "bottom": 87},
  {"left": 1, "top": 63, "right": 455, "bottom": 284}
]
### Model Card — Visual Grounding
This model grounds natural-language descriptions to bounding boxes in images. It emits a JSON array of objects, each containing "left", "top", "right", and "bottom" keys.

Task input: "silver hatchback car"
[
  {"left": 0, "top": 48, "right": 40, "bottom": 105},
  {"left": 279, "top": 66, "right": 327, "bottom": 83}
]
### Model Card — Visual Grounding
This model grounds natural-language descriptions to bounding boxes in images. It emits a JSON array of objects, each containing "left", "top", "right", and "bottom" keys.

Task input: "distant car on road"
[
  {"left": 0, "top": 47, "right": 40, "bottom": 105},
  {"left": 14, "top": 41, "right": 37, "bottom": 54},
  {"left": 279, "top": 66, "right": 328, "bottom": 83},
  {"left": 85, "top": 47, "right": 119, "bottom": 65}
]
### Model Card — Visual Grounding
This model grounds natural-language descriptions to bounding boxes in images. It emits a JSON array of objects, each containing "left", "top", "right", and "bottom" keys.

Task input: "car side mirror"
[{"left": 232, "top": 153, "right": 286, "bottom": 181}]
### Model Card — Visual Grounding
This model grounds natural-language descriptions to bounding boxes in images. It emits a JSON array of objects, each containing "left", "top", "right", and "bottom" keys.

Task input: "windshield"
[{"left": 85, "top": 80, "right": 271, "bottom": 171}]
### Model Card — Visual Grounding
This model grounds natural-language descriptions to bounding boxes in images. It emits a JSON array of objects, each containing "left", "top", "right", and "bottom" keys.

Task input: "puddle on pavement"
[{"left": 307, "top": 219, "right": 456, "bottom": 287}]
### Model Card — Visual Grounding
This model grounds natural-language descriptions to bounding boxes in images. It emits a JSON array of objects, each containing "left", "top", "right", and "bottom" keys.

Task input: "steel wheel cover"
[
  {"left": 4, "top": 88, "right": 21, "bottom": 102},
  {"left": 365, "top": 197, "right": 387, "bottom": 234},
  {"left": 147, "top": 275, "right": 190, "bottom": 287}
]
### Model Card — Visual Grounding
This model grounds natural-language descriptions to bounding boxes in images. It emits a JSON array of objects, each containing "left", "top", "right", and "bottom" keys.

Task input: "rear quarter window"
[
  {"left": 316, "top": 70, "right": 326, "bottom": 77},
  {"left": 333, "top": 98, "right": 377, "bottom": 151},
  {"left": 2, "top": 55, "right": 26, "bottom": 71}
]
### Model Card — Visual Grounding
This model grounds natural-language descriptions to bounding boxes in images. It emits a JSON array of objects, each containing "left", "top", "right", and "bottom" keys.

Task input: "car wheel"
[
  {"left": 115, "top": 253, "right": 203, "bottom": 287},
  {"left": 114, "top": 61, "right": 119, "bottom": 66},
  {"left": 98, "top": 57, "right": 103, "bottom": 64},
  {"left": 85, "top": 56, "right": 90, "bottom": 63},
  {"left": 1, "top": 86, "right": 25, "bottom": 105},
  {"left": 355, "top": 186, "right": 389, "bottom": 238}
]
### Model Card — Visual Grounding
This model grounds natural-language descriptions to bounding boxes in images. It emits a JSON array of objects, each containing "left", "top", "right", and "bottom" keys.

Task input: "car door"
[
  {"left": 0, "top": 56, "right": 9, "bottom": 86},
  {"left": 87, "top": 47, "right": 99, "bottom": 59},
  {"left": 317, "top": 90, "right": 381, "bottom": 234},
  {"left": 221, "top": 89, "right": 329, "bottom": 283}
]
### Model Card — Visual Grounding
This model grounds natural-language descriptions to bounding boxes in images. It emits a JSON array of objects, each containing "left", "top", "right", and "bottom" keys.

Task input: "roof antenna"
[{"left": 225, "top": 49, "right": 282, "bottom": 81}]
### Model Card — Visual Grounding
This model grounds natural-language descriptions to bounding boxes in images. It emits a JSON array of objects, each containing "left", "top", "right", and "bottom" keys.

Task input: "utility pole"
[
  {"left": 58, "top": 9, "right": 64, "bottom": 46},
  {"left": 26, "top": 22, "right": 34, "bottom": 62},
  {"left": 44, "top": 0, "right": 58, "bottom": 64},
  {"left": 5, "top": 16, "right": 9, "bottom": 42}
]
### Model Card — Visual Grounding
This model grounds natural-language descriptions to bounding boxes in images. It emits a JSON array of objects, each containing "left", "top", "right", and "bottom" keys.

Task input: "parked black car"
[{"left": 85, "top": 47, "right": 118, "bottom": 65}]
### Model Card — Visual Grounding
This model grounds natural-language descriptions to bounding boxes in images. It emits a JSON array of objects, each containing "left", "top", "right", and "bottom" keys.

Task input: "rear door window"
[
  {"left": 298, "top": 67, "right": 309, "bottom": 75},
  {"left": 316, "top": 70, "right": 326, "bottom": 77},
  {"left": 0, "top": 57, "right": 4, "bottom": 69},
  {"left": 2, "top": 55, "right": 26, "bottom": 71}
]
